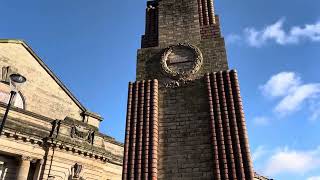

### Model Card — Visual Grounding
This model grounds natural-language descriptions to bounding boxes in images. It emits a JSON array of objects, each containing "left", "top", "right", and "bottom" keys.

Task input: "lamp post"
[{"left": 0, "top": 73, "right": 27, "bottom": 136}]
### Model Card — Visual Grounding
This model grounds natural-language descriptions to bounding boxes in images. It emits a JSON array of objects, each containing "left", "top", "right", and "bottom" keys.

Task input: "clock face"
[
  {"left": 161, "top": 44, "right": 203, "bottom": 79},
  {"left": 166, "top": 47, "right": 196, "bottom": 74}
]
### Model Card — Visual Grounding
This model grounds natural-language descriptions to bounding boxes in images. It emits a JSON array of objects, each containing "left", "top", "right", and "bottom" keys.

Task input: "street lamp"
[{"left": 0, "top": 73, "right": 27, "bottom": 135}]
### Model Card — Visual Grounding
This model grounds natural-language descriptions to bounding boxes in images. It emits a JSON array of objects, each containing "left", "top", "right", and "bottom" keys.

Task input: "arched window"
[{"left": 0, "top": 82, "right": 25, "bottom": 109}]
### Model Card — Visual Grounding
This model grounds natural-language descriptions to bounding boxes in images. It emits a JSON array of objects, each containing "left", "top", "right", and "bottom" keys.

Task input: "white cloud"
[
  {"left": 226, "top": 34, "right": 242, "bottom": 44},
  {"left": 264, "top": 146, "right": 320, "bottom": 176},
  {"left": 260, "top": 72, "right": 320, "bottom": 117},
  {"left": 260, "top": 72, "right": 301, "bottom": 97},
  {"left": 308, "top": 176, "right": 320, "bottom": 180},
  {"left": 253, "top": 116, "right": 270, "bottom": 126},
  {"left": 275, "top": 84, "right": 320, "bottom": 115},
  {"left": 310, "top": 101, "right": 320, "bottom": 121},
  {"left": 252, "top": 146, "right": 268, "bottom": 162},
  {"left": 229, "top": 18, "right": 320, "bottom": 47}
]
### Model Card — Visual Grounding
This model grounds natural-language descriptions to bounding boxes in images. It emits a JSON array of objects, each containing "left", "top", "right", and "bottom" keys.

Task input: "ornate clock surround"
[{"left": 160, "top": 43, "right": 203, "bottom": 80}]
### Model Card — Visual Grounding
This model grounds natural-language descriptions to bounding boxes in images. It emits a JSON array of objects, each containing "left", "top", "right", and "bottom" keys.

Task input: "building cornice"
[{"left": 0, "top": 103, "right": 124, "bottom": 147}]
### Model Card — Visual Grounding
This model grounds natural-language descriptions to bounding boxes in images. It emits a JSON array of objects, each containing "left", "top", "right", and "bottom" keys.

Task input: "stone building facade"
[
  {"left": 0, "top": 40, "right": 123, "bottom": 180},
  {"left": 123, "top": 0, "right": 271, "bottom": 180}
]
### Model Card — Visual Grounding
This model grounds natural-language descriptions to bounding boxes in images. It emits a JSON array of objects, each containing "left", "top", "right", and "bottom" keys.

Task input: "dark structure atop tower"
[{"left": 122, "top": 0, "right": 256, "bottom": 179}]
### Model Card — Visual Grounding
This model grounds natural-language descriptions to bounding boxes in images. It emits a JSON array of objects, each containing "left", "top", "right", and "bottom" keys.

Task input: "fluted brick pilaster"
[
  {"left": 129, "top": 82, "right": 139, "bottom": 179},
  {"left": 217, "top": 71, "right": 237, "bottom": 179},
  {"left": 197, "top": 0, "right": 204, "bottom": 26},
  {"left": 206, "top": 70, "right": 254, "bottom": 179},
  {"left": 205, "top": 73, "right": 221, "bottom": 180},
  {"left": 135, "top": 81, "right": 145, "bottom": 179},
  {"left": 122, "top": 80, "right": 159, "bottom": 180},
  {"left": 150, "top": 80, "right": 159, "bottom": 180},
  {"left": 201, "top": 0, "right": 209, "bottom": 25},
  {"left": 224, "top": 72, "right": 246, "bottom": 180},
  {"left": 122, "top": 82, "right": 133, "bottom": 180},
  {"left": 210, "top": 72, "right": 229, "bottom": 180},
  {"left": 230, "top": 70, "right": 254, "bottom": 179}
]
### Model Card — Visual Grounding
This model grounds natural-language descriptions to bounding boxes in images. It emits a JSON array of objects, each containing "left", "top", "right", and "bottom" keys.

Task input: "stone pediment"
[{"left": 0, "top": 39, "right": 102, "bottom": 124}]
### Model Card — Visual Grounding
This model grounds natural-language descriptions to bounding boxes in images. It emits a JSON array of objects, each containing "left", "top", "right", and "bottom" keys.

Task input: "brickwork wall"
[
  {"left": 141, "top": 1, "right": 159, "bottom": 48},
  {"left": 136, "top": 37, "right": 228, "bottom": 81},
  {"left": 158, "top": 0, "right": 201, "bottom": 47},
  {"left": 158, "top": 80, "right": 214, "bottom": 179}
]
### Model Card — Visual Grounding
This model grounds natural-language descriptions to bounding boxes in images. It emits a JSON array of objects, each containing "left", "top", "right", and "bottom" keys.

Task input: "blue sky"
[{"left": 0, "top": 0, "right": 319, "bottom": 179}]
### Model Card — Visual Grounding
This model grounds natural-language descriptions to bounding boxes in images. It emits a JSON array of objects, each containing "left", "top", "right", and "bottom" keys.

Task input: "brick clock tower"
[{"left": 122, "top": 0, "right": 255, "bottom": 179}]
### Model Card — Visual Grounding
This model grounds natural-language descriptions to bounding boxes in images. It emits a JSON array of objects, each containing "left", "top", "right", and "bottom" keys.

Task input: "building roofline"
[{"left": 0, "top": 39, "right": 101, "bottom": 118}]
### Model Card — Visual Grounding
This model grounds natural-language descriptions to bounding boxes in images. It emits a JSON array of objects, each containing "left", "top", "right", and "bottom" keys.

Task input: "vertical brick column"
[
  {"left": 123, "top": 80, "right": 159, "bottom": 180},
  {"left": 207, "top": 0, "right": 215, "bottom": 24},
  {"left": 224, "top": 72, "right": 246, "bottom": 180},
  {"left": 150, "top": 80, "right": 159, "bottom": 180},
  {"left": 205, "top": 70, "right": 254, "bottom": 180},
  {"left": 201, "top": 0, "right": 209, "bottom": 25},
  {"left": 128, "top": 83, "right": 139, "bottom": 179},
  {"left": 197, "top": 0, "right": 204, "bottom": 26},
  {"left": 135, "top": 81, "right": 145, "bottom": 179},
  {"left": 230, "top": 70, "right": 254, "bottom": 179},
  {"left": 217, "top": 71, "right": 237, "bottom": 179},
  {"left": 205, "top": 73, "right": 221, "bottom": 180},
  {"left": 142, "top": 80, "right": 151, "bottom": 180},
  {"left": 210, "top": 72, "right": 229, "bottom": 180},
  {"left": 122, "top": 83, "right": 133, "bottom": 180}
]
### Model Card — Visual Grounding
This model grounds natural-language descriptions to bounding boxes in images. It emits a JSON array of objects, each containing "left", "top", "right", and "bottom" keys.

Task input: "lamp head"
[{"left": 9, "top": 74, "right": 27, "bottom": 92}]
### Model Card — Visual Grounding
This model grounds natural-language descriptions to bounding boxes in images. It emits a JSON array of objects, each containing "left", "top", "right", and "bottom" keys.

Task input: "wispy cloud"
[
  {"left": 253, "top": 116, "right": 270, "bottom": 126},
  {"left": 252, "top": 145, "right": 268, "bottom": 162},
  {"left": 308, "top": 176, "right": 320, "bottom": 180},
  {"left": 227, "top": 18, "right": 320, "bottom": 47},
  {"left": 260, "top": 72, "right": 320, "bottom": 118},
  {"left": 275, "top": 84, "right": 320, "bottom": 115},
  {"left": 263, "top": 146, "right": 320, "bottom": 176},
  {"left": 310, "top": 101, "right": 320, "bottom": 121},
  {"left": 226, "top": 34, "right": 242, "bottom": 45}
]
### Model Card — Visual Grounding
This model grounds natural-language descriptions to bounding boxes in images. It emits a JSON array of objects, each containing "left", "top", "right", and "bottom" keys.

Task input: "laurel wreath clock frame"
[{"left": 160, "top": 43, "right": 203, "bottom": 80}]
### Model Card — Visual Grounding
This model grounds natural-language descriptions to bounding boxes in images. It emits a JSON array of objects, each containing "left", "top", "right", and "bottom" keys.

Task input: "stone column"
[
  {"left": 17, "top": 156, "right": 31, "bottom": 180},
  {"left": 34, "top": 160, "right": 44, "bottom": 180}
]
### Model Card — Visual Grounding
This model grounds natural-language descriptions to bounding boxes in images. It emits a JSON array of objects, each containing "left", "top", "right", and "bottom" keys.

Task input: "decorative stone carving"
[
  {"left": 71, "top": 163, "right": 83, "bottom": 179},
  {"left": 87, "top": 129, "right": 95, "bottom": 145},
  {"left": 1, "top": 66, "right": 11, "bottom": 82},
  {"left": 50, "top": 120, "right": 61, "bottom": 138},
  {"left": 71, "top": 125, "right": 95, "bottom": 144},
  {"left": 161, "top": 43, "right": 203, "bottom": 80},
  {"left": 163, "top": 79, "right": 194, "bottom": 88},
  {"left": 48, "top": 176, "right": 55, "bottom": 180},
  {"left": 20, "top": 156, "right": 32, "bottom": 161}
]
